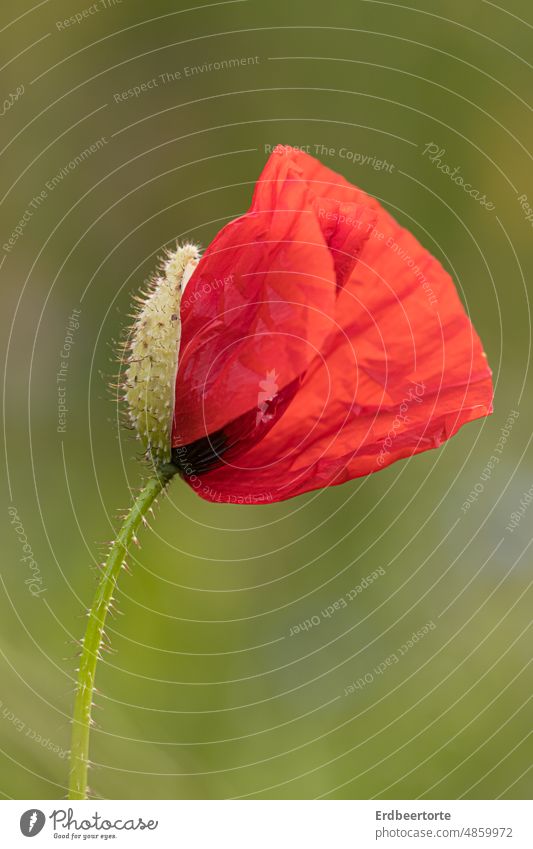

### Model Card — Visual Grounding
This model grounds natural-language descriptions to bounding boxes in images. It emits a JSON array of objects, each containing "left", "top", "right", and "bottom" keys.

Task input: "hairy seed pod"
[{"left": 124, "top": 243, "right": 200, "bottom": 465}]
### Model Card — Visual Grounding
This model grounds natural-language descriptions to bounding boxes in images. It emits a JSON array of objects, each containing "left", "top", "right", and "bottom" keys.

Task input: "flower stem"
[{"left": 68, "top": 464, "right": 178, "bottom": 800}]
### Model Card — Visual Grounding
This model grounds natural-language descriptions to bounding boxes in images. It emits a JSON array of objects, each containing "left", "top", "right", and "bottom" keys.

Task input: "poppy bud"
[{"left": 124, "top": 243, "right": 200, "bottom": 465}]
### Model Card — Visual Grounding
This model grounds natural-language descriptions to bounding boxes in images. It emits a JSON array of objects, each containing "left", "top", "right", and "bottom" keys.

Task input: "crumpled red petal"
[{"left": 173, "top": 145, "right": 493, "bottom": 503}]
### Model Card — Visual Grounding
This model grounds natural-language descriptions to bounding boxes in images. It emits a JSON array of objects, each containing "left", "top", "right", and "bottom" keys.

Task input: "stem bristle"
[{"left": 68, "top": 468, "right": 177, "bottom": 800}]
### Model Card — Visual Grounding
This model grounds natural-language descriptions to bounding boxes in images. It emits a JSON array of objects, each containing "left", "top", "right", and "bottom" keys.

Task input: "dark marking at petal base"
[
  {"left": 172, "top": 431, "right": 228, "bottom": 475},
  {"left": 172, "top": 375, "right": 302, "bottom": 479}
]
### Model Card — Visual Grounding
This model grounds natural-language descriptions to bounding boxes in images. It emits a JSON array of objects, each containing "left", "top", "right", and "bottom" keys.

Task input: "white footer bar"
[{"left": 2, "top": 799, "right": 531, "bottom": 847}]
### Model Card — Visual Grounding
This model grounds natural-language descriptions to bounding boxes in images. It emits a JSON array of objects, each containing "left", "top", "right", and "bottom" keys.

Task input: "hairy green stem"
[{"left": 68, "top": 464, "right": 178, "bottom": 800}]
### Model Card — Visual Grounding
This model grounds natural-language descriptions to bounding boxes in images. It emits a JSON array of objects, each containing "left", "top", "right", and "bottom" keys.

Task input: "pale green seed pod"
[{"left": 124, "top": 243, "right": 200, "bottom": 466}]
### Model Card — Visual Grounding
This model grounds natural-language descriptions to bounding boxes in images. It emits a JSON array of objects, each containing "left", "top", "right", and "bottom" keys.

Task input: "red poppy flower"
[{"left": 171, "top": 145, "right": 493, "bottom": 503}]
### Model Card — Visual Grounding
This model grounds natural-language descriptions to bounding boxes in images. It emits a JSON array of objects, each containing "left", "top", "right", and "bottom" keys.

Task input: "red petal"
[
  {"left": 173, "top": 147, "right": 372, "bottom": 445},
  {"left": 175, "top": 146, "right": 493, "bottom": 503}
]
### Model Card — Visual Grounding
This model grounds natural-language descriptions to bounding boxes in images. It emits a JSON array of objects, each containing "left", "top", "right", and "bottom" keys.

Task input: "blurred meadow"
[{"left": 1, "top": 0, "right": 532, "bottom": 799}]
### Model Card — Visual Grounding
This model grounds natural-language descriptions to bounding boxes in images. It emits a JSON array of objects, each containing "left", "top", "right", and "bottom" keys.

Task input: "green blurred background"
[{"left": 1, "top": 0, "right": 531, "bottom": 800}]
